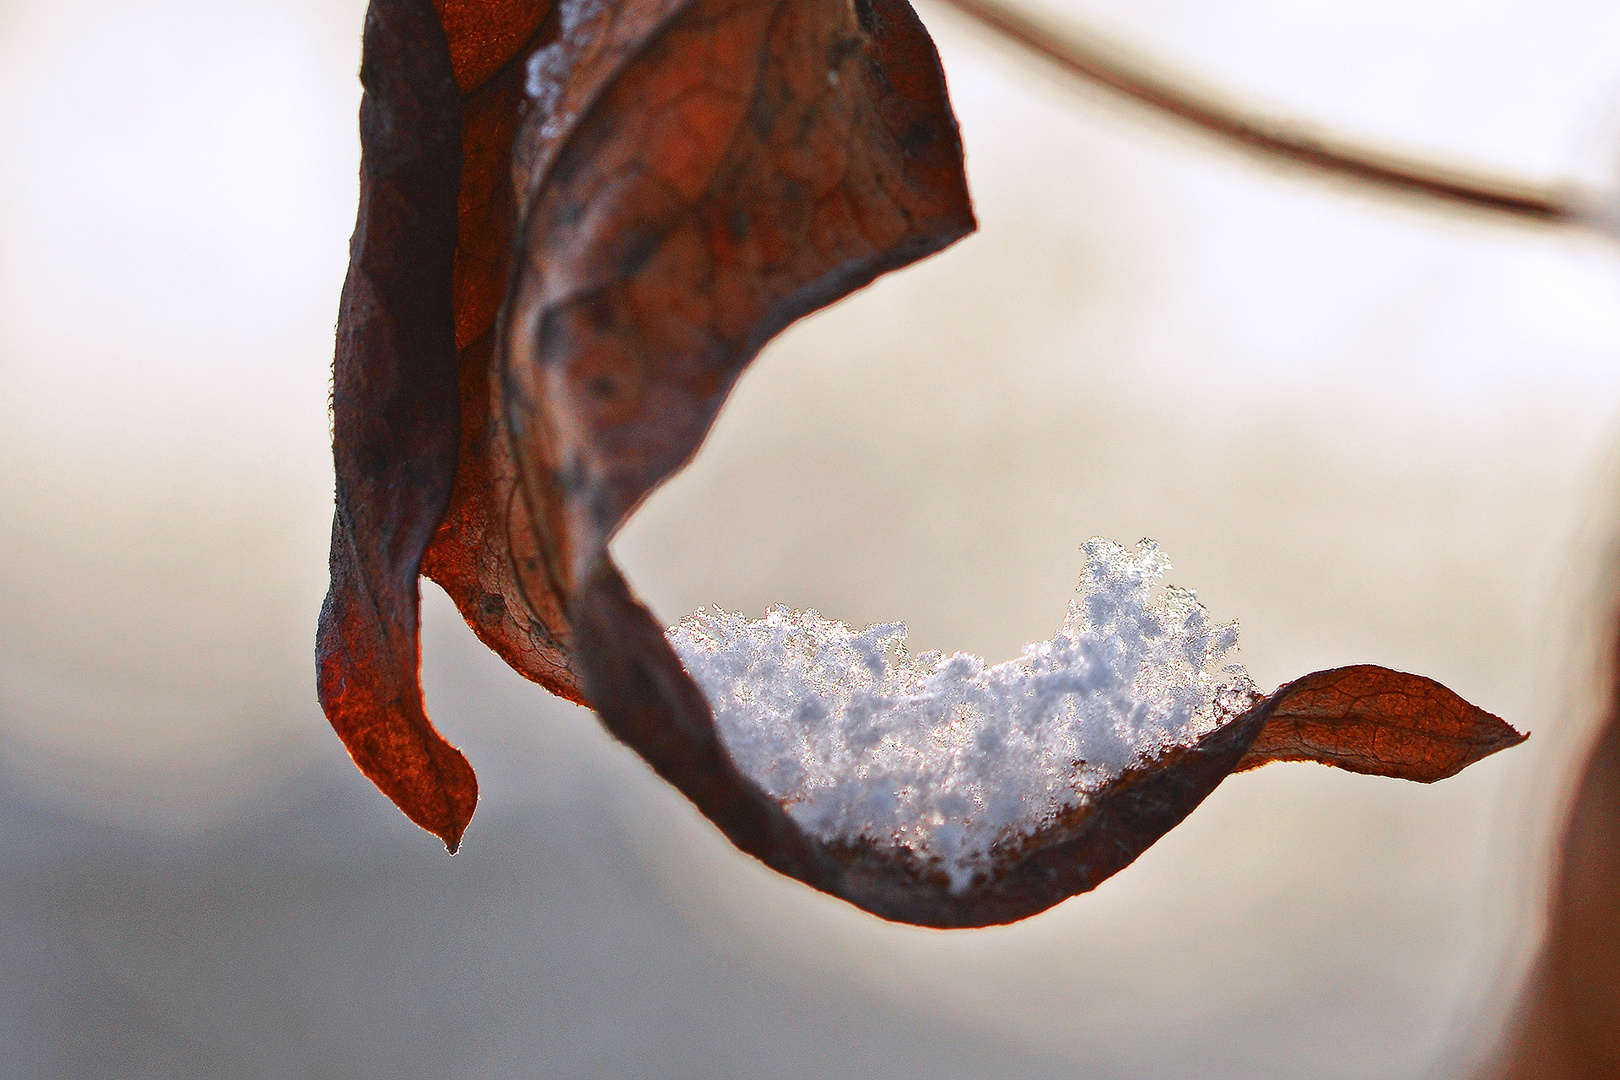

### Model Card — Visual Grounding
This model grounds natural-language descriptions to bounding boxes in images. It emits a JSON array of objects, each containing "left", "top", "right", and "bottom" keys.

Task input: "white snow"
[{"left": 667, "top": 539, "right": 1259, "bottom": 890}]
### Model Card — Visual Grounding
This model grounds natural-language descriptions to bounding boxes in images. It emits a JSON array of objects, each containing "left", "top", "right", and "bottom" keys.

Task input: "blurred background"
[{"left": 4, "top": 0, "right": 1620, "bottom": 1076}]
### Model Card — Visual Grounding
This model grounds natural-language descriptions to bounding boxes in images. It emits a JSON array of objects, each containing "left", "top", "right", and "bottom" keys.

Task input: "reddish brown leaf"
[
  {"left": 317, "top": 0, "right": 474, "bottom": 852},
  {"left": 487, "top": 0, "right": 989, "bottom": 919},
  {"left": 1234, "top": 664, "right": 1528, "bottom": 781},
  {"left": 475, "top": 0, "right": 1280, "bottom": 927},
  {"left": 322, "top": 0, "right": 591, "bottom": 852},
  {"left": 420, "top": 4, "right": 588, "bottom": 707},
  {"left": 322, "top": 0, "right": 1526, "bottom": 925},
  {"left": 322, "top": 0, "right": 984, "bottom": 854}
]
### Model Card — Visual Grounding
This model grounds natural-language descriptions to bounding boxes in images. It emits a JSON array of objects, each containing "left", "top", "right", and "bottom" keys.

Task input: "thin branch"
[{"left": 932, "top": 0, "right": 1616, "bottom": 236}]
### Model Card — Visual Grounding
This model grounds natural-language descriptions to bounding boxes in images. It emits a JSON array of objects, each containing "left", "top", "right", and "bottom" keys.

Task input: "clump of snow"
[{"left": 667, "top": 539, "right": 1258, "bottom": 891}]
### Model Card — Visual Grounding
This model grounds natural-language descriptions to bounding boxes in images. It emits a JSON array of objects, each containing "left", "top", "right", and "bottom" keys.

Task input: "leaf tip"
[{"left": 1238, "top": 665, "right": 1528, "bottom": 782}]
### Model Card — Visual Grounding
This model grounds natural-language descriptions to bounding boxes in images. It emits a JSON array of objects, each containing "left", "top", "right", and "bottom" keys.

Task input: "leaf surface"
[
  {"left": 1235, "top": 664, "right": 1528, "bottom": 781},
  {"left": 317, "top": 0, "right": 474, "bottom": 852}
]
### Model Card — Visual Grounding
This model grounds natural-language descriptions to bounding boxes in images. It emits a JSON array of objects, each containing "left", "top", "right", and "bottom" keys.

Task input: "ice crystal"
[{"left": 667, "top": 539, "right": 1258, "bottom": 890}]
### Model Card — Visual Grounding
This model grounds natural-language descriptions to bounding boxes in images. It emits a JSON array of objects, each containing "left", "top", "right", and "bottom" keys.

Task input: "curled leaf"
[
  {"left": 320, "top": 0, "right": 1527, "bottom": 925},
  {"left": 321, "top": 0, "right": 978, "bottom": 853},
  {"left": 497, "top": 0, "right": 980, "bottom": 587},
  {"left": 495, "top": 0, "right": 981, "bottom": 916},
  {"left": 322, "top": 0, "right": 588, "bottom": 859},
  {"left": 317, "top": 0, "right": 474, "bottom": 852},
  {"left": 1235, "top": 664, "right": 1528, "bottom": 782}
]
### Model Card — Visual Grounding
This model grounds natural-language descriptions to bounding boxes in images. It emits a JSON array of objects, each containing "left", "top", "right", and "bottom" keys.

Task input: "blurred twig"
[{"left": 934, "top": 0, "right": 1618, "bottom": 237}]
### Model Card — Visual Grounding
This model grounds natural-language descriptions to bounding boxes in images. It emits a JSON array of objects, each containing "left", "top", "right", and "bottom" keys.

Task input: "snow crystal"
[{"left": 667, "top": 539, "right": 1259, "bottom": 891}]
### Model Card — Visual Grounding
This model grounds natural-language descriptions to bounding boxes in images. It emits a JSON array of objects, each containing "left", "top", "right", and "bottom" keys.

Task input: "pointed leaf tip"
[
  {"left": 1236, "top": 664, "right": 1526, "bottom": 782},
  {"left": 317, "top": 559, "right": 481, "bottom": 850},
  {"left": 319, "top": 0, "right": 480, "bottom": 848}
]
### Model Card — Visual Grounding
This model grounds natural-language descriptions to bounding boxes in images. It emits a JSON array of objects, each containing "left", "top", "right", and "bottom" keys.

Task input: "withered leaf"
[
  {"left": 320, "top": 0, "right": 1526, "bottom": 922},
  {"left": 1235, "top": 664, "right": 1528, "bottom": 781},
  {"left": 321, "top": 0, "right": 587, "bottom": 855},
  {"left": 493, "top": 0, "right": 980, "bottom": 908},
  {"left": 317, "top": 0, "right": 473, "bottom": 852},
  {"left": 320, "top": 0, "right": 977, "bottom": 854}
]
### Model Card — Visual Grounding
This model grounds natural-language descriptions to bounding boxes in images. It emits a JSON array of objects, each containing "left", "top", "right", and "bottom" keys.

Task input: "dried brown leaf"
[
  {"left": 1235, "top": 664, "right": 1528, "bottom": 781},
  {"left": 319, "top": 0, "right": 1526, "bottom": 922},
  {"left": 316, "top": 0, "right": 474, "bottom": 852}
]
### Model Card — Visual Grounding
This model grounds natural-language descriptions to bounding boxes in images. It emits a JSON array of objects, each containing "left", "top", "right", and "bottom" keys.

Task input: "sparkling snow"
[{"left": 667, "top": 539, "right": 1259, "bottom": 890}]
